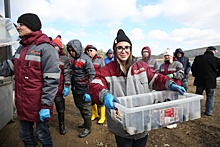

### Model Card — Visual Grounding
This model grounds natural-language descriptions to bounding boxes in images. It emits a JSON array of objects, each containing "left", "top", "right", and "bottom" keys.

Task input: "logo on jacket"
[
  {"left": 30, "top": 50, "right": 41, "bottom": 55},
  {"left": 134, "top": 67, "right": 145, "bottom": 74}
]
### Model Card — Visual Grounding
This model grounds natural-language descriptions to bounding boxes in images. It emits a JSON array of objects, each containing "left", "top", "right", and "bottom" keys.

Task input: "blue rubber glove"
[
  {"left": 83, "top": 93, "right": 91, "bottom": 102},
  {"left": 170, "top": 83, "right": 186, "bottom": 95},
  {"left": 39, "top": 109, "right": 50, "bottom": 122},
  {"left": 167, "top": 74, "right": 173, "bottom": 78},
  {"left": 104, "top": 93, "right": 120, "bottom": 109},
  {"left": 62, "top": 86, "right": 69, "bottom": 97}
]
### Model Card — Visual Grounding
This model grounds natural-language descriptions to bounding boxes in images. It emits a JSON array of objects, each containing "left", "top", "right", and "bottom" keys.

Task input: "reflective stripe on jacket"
[
  {"left": 56, "top": 53, "right": 69, "bottom": 96},
  {"left": 158, "top": 61, "right": 184, "bottom": 86},
  {"left": 2, "top": 31, "right": 60, "bottom": 122},
  {"left": 88, "top": 57, "right": 171, "bottom": 139}
]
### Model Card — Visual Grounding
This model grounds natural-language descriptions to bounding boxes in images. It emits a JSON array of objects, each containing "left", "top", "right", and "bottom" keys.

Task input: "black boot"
[
  {"left": 59, "top": 121, "right": 66, "bottom": 135},
  {"left": 78, "top": 128, "right": 91, "bottom": 138},
  {"left": 58, "top": 112, "right": 66, "bottom": 135},
  {"left": 77, "top": 101, "right": 91, "bottom": 138},
  {"left": 78, "top": 124, "right": 86, "bottom": 128},
  {"left": 55, "top": 98, "right": 66, "bottom": 135}
]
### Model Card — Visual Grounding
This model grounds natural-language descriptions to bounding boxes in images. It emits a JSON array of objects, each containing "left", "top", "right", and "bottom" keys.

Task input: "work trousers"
[{"left": 73, "top": 93, "right": 91, "bottom": 129}]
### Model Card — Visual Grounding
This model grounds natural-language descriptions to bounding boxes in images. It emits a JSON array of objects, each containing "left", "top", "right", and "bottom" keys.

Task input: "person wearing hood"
[
  {"left": 140, "top": 46, "right": 160, "bottom": 71},
  {"left": 88, "top": 29, "right": 186, "bottom": 147},
  {"left": 192, "top": 46, "right": 220, "bottom": 116},
  {"left": 104, "top": 49, "right": 114, "bottom": 64},
  {"left": 52, "top": 36, "right": 70, "bottom": 135},
  {"left": 174, "top": 48, "right": 191, "bottom": 91},
  {"left": 64, "top": 39, "right": 95, "bottom": 138},
  {"left": 158, "top": 49, "right": 184, "bottom": 86},
  {"left": 84, "top": 45, "right": 106, "bottom": 124},
  {"left": 0, "top": 13, "right": 60, "bottom": 146}
]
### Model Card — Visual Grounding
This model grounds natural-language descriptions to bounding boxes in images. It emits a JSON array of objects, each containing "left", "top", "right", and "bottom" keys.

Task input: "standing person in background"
[
  {"left": 158, "top": 48, "right": 184, "bottom": 129},
  {"left": 174, "top": 48, "right": 191, "bottom": 91},
  {"left": 104, "top": 49, "right": 114, "bottom": 64},
  {"left": 56, "top": 35, "right": 62, "bottom": 39},
  {"left": 84, "top": 45, "right": 106, "bottom": 124},
  {"left": 0, "top": 13, "right": 60, "bottom": 146},
  {"left": 191, "top": 46, "right": 220, "bottom": 116},
  {"left": 140, "top": 46, "right": 160, "bottom": 71},
  {"left": 64, "top": 39, "right": 95, "bottom": 138},
  {"left": 158, "top": 49, "right": 184, "bottom": 86},
  {"left": 53, "top": 36, "right": 70, "bottom": 135},
  {"left": 88, "top": 29, "right": 185, "bottom": 147}
]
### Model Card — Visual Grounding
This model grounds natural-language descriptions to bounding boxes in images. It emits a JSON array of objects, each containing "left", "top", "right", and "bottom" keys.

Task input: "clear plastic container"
[{"left": 112, "top": 90, "right": 203, "bottom": 135}]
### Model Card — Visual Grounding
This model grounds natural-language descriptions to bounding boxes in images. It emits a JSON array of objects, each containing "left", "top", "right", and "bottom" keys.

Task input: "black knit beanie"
[
  {"left": 17, "top": 13, "right": 42, "bottom": 31},
  {"left": 113, "top": 29, "right": 132, "bottom": 49}
]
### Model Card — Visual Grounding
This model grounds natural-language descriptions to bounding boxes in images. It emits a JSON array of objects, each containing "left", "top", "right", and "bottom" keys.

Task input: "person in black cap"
[
  {"left": 88, "top": 29, "right": 186, "bottom": 147},
  {"left": 17, "top": 13, "right": 42, "bottom": 32},
  {"left": 0, "top": 13, "right": 60, "bottom": 146},
  {"left": 192, "top": 46, "right": 220, "bottom": 116}
]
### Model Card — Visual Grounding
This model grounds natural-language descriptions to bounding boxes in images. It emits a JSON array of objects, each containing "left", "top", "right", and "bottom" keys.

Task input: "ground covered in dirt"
[{"left": 0, "top": 75, "right": 220, "bottom": 147}]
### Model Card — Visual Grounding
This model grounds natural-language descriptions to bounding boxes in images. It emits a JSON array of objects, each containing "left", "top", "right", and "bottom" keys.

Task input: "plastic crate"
[{"left": 111, "top": 90, "right": 203, "bottom": 135}]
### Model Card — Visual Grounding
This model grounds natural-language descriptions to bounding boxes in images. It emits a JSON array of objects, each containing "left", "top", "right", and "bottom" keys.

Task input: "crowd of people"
[{"left": 0, "top": 12, "right": 220, "bottom": 147}]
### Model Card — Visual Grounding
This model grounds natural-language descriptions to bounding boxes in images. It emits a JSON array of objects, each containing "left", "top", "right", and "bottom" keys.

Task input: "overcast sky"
[{"left": 1, "top": 0, "right": 220, "bottom": 56}]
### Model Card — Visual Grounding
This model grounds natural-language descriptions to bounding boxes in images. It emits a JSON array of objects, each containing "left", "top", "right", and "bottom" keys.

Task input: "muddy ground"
[{"left": 0, "top": 74, "right": 220, "bottom": 147}]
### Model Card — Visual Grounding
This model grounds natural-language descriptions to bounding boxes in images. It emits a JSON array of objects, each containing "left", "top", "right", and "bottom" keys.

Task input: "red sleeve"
[
  {"left": 88, "top": 68, "right": 108, "bottom": 105},
  {"left": 146, "top": 65, "right": 170, "bottom": 90},
  {"left": 153, "top": 72, "right": 170, "bottom": 90},
  {"left": 134, "top": 61, "right": 170, "bottom": 91}
]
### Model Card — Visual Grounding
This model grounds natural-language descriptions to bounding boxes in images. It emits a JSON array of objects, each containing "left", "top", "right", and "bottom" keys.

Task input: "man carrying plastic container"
[{"left": 88, "top": 29, "right": 186, "bottom": 147}]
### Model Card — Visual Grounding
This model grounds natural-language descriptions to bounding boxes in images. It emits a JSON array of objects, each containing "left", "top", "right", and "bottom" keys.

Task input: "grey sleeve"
[
  {"left": 63, "top": 56, "right": 71, "bottom": 86},
  {"left": 165, "top": 80, "right": 175, "bottom": 89},
  {"left": 100, "top": 59, "right": 105, "bottom": 68},
  {"left": 173, "top": 62, "right": 184, "bottom": 79},
  {"left": 154, "top": 60, "right": 160, "bottom": 71},
  {"left": 86, "top": 59, "right": 96, "bottom": 83},
  {"left": 99, "top": 89, "right": 109, "bottom": 103},
  {"left": 41, "top": 45, "right": 60, "bottom": 106}
]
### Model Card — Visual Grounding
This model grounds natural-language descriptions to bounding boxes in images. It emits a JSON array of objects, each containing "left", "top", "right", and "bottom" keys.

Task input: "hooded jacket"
[
  {"left": 140, "top": 46, "right": 160, "bottom": 71},
  {"left": 174, "top": 48, "right": 191, "bottom": 79},
  {"left": 0, "top": 30, "right": 60, "bottom": 122},
  {"left": 66, "top": 39, "right": 95, "bottom": 94},
  {"left": 104, "top": 49, "right": 114, "bottom": 64}
]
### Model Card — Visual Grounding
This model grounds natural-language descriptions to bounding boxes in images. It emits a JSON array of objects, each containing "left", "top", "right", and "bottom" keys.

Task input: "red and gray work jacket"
[
  {"left": 88, "top": 57, "right": 173, "bottom": 140},
  {"left": 0, "top": 31, "right": 60, "bottom": 122}
]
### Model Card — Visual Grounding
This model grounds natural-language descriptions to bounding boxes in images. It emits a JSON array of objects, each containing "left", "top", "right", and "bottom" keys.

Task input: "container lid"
[{"left": 0, "top": 18, "right": 19, "bottom": 48}]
